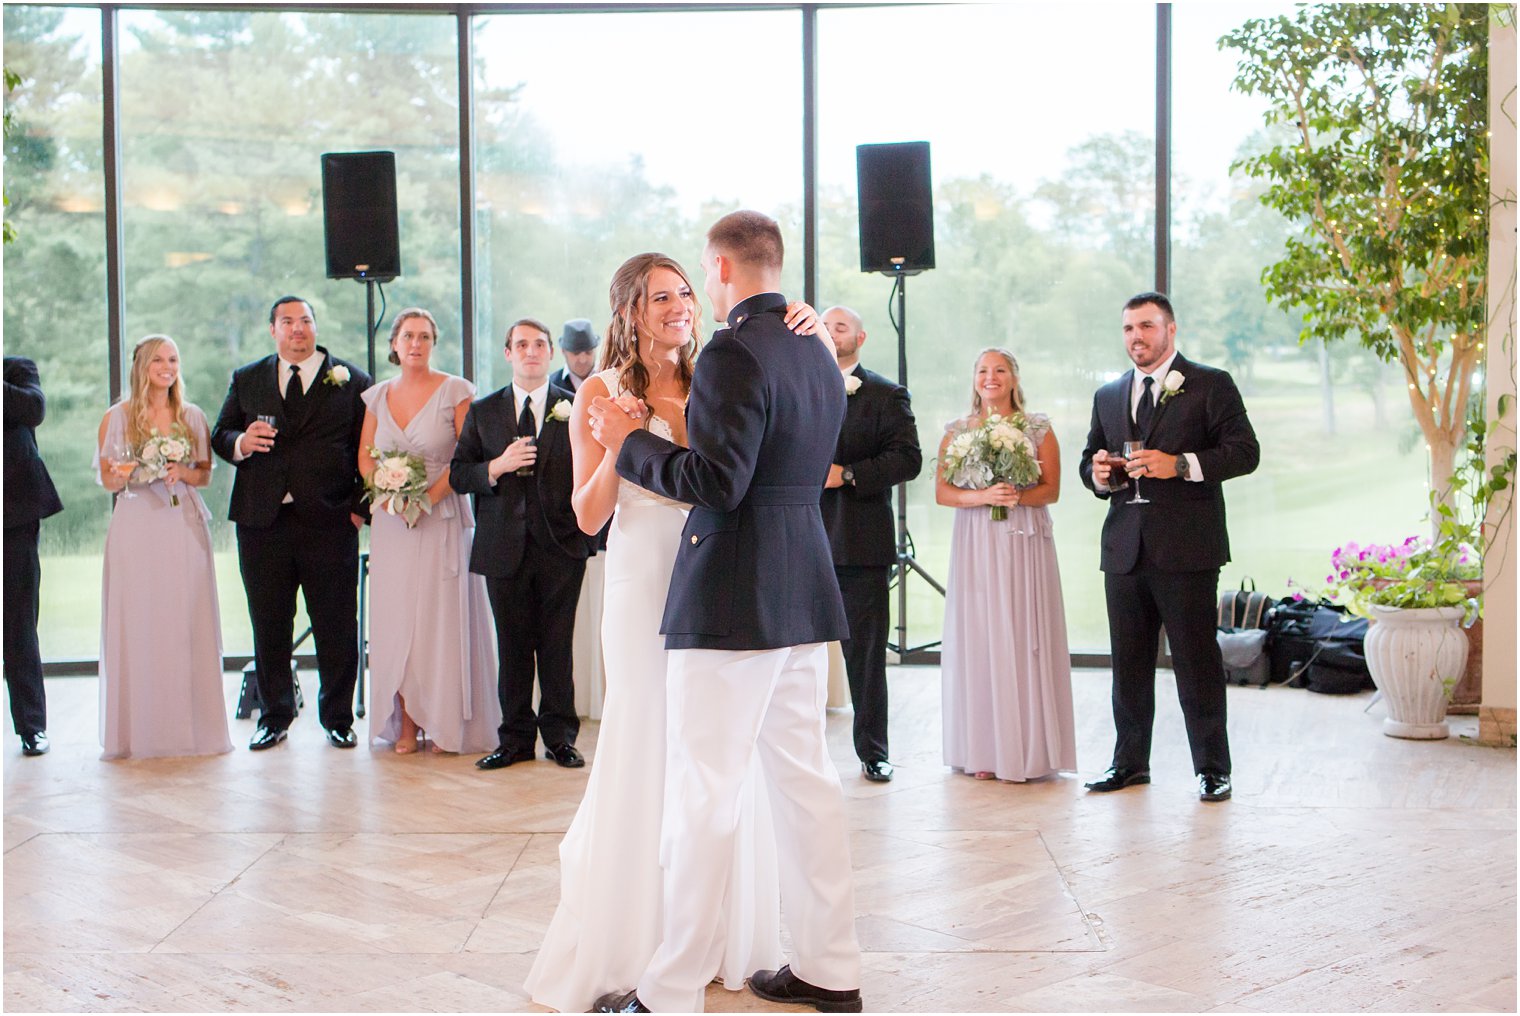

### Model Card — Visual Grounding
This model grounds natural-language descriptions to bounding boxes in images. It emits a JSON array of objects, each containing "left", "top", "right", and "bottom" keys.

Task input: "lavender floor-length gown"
[
  {"left": 362, "top": 375, "right": 500, "bottom": 754},
  {"left": 940, "top": 412, "right": 1077, "bottom": 781},
  {"left": 97, "top": 403, "right": 232, "bottom": 760}
]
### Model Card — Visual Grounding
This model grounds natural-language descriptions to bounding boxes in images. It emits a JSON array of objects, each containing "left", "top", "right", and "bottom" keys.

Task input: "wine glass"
[
  {"left": 1122, "top": 440, "right": 1150, "bottom": 505},
  {"left": 105, "top": 437, "right": 138, "bottom": 499}
]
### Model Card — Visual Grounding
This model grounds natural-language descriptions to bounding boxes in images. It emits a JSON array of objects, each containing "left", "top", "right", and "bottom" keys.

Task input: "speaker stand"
[
  {"left": 884, "top": 271, "right": 945, "bottom": 664},
  {"left": 362, "top": 278, "right": 384, "bottom": 379}
]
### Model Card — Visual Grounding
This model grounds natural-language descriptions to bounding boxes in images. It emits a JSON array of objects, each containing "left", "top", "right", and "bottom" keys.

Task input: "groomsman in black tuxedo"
[
  {"left": 3, "top": 356, "right": 64, "bottom": 757},
  {"left": 450, "top": 318, "right": 595, "bottom": 771},
  {"left": 212, "top": 296, "right": 373, "bottom": 751},
  {"left": 1079, "top": 292, "right": 1259, "bottom": 802},
  {"left": 548, "top": 318, "right": 599, "bottom": 394},
  {"left": 819, "top": 306, "right": 922, "bottom": 783}
]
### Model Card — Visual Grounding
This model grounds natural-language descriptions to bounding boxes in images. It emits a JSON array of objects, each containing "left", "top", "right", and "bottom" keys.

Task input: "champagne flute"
[
  {"left": 106, "top": 437, "right": 138, "bottom": 499},
  {"left": 1123, "top": 440, "right": 1150, "bottom": 505}
]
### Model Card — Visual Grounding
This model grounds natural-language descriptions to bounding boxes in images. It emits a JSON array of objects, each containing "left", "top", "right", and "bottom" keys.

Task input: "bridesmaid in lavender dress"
[
  {"left": 936, "top": 348, "right": 1076, "bottom": 782},
  {"left": 359, "top": 308, "right": 501, "bottom": 755},
  {"left": 96, "top": 336, "right": 232, "bottom": 760}
]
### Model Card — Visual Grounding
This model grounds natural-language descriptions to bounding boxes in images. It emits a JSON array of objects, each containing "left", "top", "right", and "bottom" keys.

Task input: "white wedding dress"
[{"left": 524, "top": 369, "right": 782, "bottom": 1013}]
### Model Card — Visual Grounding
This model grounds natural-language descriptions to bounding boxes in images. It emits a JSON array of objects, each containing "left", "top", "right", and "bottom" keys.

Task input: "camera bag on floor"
[
  {"left": 1267, "top": 598, "right": 1373, "bottom": 693},
  {"left": 1218, "top": 577, "right": 1274, "bottom": 630},
  {"left": 1217, "top": 577, "right": 1275, "bottom": 686}
]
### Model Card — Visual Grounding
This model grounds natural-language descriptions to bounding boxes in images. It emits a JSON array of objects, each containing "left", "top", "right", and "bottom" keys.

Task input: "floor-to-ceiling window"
[
  {"left": 470, "top": 8, "right": 804, "bottom": 391},
  {"left": 816, "top": 3, "right": 1156, "bottom": 652},
  {"left": 3, "top": 5, "right": 108, "bottom": 661}
]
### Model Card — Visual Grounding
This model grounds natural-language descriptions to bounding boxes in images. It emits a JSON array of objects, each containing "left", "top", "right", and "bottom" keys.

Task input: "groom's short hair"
[
  {"left": 1124, "top": 291, "right": 1175, "bottom": 325},
  {"left": 707, "top": 211, "right": 783, "bottom": 271},
  {"left": 269, "top": 295, "right": 314, "bottom": 325}
]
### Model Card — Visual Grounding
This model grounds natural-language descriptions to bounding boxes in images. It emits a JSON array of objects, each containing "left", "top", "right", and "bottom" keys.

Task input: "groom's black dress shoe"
[
  {"left": 1084, "top": 766, "right": 1150, "bottom": 792},
  {"left": 1198, "top": 772, "right": 1232, "bottom": 802},
  {"left": 20, "top": 731, "right": 49, "bottom": 756},
  {"left": 249, "top": 726, "right": 288, "bottom": 751},
  {"left": 545, "top": 743, "right": 585, "bottom": 768},
  {"left": 862, "top": 759, "right": 894, "bottom": 783},
  {"left": 747, "top": 966, "right": 863, "bottom": 1013},
  {"left": 590, "top": 989, "right": 648, "bottom": 1012},
  {"left": 475, "top": 746, "right": 534, "bottom": 770},
  {"left": 325, "top": 727, "right": 357, "bottom": 749}
]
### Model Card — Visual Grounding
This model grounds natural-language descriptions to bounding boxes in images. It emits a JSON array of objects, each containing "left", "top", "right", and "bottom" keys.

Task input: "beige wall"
[{"left": 1481, "top": 18, "right": 1516, "bottom": 745}]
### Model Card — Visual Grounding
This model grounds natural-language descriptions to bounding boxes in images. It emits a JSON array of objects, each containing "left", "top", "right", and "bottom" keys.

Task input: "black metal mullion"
[
  {"left": 456, "top": 9, "right": 476, "bottom": 383},
  {"left": 1155, "top": 2, "right": 1171, "bottom": 295}
]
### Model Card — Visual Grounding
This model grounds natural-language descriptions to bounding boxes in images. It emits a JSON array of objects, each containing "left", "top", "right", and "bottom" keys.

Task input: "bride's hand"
[
  {"left": 612, "top": 395, "right": 647, "bottom": 420},
  {"left": 784, "top": 301, "right": 820, "bottom": 336}
]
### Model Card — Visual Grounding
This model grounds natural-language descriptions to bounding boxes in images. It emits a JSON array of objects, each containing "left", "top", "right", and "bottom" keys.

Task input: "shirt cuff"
[
  {"left": 233, "top": 432, "right": 249, "bottom": 462},
  {"left": 1185, "top": 452, "right": 1202, "bottom": 482}
]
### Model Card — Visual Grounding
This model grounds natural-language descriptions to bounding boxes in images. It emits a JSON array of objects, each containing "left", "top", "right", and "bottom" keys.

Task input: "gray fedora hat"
[{"left": 559, "top": 318, "right": 599, "bottom": 353}]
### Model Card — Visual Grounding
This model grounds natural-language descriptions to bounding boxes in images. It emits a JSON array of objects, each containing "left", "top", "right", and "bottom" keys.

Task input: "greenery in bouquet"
[
  {"left": 365, "top": 448, "right": 432, "bottom": 528},
  {"left": 137, "top": 425, "right": 194, "bottom": 505},
  {"left": 940, "top": 412, "right": 1041, "bottom": 521}
]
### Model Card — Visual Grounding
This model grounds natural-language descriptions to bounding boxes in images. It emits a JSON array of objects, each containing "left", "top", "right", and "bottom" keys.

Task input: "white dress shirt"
[{"left": 512, "top": 379, "right": 548, "bottom": 439}]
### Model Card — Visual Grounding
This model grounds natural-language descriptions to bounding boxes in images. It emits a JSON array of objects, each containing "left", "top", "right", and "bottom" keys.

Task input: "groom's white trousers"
[{"left": 637, "top": 642, "right": 862, "bottom": 1013}]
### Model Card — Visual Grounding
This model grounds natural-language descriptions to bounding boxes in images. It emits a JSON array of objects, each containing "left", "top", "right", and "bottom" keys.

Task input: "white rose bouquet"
[
  {"left": 365, "top": 448, "right": 432, "bottom": 527},
  {"left": 939, "top": 412, "right": 1041, "bottom": 521},
  {"left": 137, "top": 425, "right": 195, "bottom": 506}
]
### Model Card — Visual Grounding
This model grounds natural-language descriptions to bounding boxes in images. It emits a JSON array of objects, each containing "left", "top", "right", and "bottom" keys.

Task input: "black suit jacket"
[
  {"left": 820, "top": 365, "right": 922, "bottom": 567},
  {"left": 616, "top": 293, "right": 849, "bottom": 651},
  {"left": 3, "top": 357, "right": 64, "bottom": 529},
  {"left": 547, "top": 368, "right": 586, "bottom": 394},
  {"left": 450, "top": 381, "right": 593, "bottom": 576},
  {"left": 211, "top": 348, "right": 373, "bottom": 529},
  {"left": 1078, "top": 352, "right": 1259, "bottom": 574}
]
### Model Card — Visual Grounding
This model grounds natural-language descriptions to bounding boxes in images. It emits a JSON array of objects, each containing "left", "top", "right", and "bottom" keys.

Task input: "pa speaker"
[
  {"left": 321, "top": 151, "right": 401, "bottom": 282},
  {"left": 857, "top": 141, "right": 934, "bottom": 274}
]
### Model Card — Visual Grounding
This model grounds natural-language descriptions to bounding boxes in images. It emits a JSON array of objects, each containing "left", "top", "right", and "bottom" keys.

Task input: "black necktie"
[
  {"left": 518, "top": 397, "right": 535, "bottom": 439},
  {"left": 284, "top": 363, "right": 305, "bottom": 419},
  {"left": 1136, "top": 375, "right": 1155, "bottom": 433}
]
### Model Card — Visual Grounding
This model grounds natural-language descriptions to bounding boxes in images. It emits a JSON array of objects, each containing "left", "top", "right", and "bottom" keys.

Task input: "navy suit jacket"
[
  {"left": 1078, "top": 352, "right": 1259, "bottom": 574},
  {"left": 211, "top": 348, "right": 372, "bottom": 530},
  {"left": 820, "top": 364, "right": 921, "bottom": 568},
  {"left": 3, "top": 356, "right": 63, "bottom": 529},
  {"left": 450, "top": 381, "right": 593, "bottom": 576},
  {"left": 616, "top": 293, "right": 849, "bottom": 651}
]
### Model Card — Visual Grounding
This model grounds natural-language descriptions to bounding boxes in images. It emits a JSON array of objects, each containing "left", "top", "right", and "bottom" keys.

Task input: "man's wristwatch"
[
  {"left": 841, "top": 466, "right": 856, "bottom": 486},
  {"left": 1175, "top": 454, "right": 1191, "bottom": 480}
]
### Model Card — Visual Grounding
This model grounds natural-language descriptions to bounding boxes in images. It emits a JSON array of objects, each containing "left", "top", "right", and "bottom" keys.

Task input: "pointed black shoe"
[
  {"left": 1084, "top": 766, "right": 1150, "bottom": 792},
  {"left": 1198, "top": 772, "right": 1232, "bottom": 802},
  {"left": 325, "top": 727, "right": 357, "bottom": 749},
  {"left": 476, "top": 746, "right": 534, "bottom": 770},
  {"left": 861, "top": 759, "right": 894, "bottom": 782},
  {"left": 249, "top": 726, "right": 288, "bottom": 751},
  {"left": 747, "top": 966, "right": 863, "bottom": 1013},
  {"left": 20, "top": 731, "right": 49, "bottom": 756},
  {"left": 589, "top": 989, "right": 648, "bottom": 1012}
]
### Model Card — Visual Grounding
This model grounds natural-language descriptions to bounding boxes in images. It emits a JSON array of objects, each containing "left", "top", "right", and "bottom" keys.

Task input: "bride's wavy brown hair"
[
  {"left": 600, "top": 253, "right": 701, "bottom": 417},
  {"left": 122, "top": 335, "right": 190, "bottom": 446},
  {"left": 968, "top": 347, "right": 1027, "bottom": 416}
]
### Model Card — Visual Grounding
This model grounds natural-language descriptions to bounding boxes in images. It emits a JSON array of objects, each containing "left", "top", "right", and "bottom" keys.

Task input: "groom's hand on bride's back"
[{"left": 588, "top": 395, "right": 642, "bottom": 453}]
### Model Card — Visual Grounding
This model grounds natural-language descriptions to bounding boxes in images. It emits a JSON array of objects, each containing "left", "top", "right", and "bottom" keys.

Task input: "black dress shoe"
[
  {"left": 1084, "top": 766, "right": 1150, "bottom": 792},
  {"left": 20, "top": 731, "right": 49, "bottom": 756},
  {"left": 325, "top": 727, "right": 357, "bottom": 749},
  {"left": 1198, "top": 772, "right": 1232, "bottom": 802},
  {"left": 748, "top": 966, "right": 863, "bottom": 1013},
  {"left": 475, "top": 746, "right": 535, "bottom": 770},
  {"left": 861, "top": 759, "right": 894, "bottom": 782},
  {"left": 249, "top": 726, "right": 289, "bottom": 751},
  {"left": 590, "top": 989, "right": 649, "bottom": 1013},
  {"left": 545, "top": 743, "right": 585, "bottom": 768}
]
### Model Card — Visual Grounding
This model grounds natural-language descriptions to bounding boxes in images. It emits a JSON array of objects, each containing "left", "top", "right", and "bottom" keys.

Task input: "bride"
[{"left": 524, "top": 253, "right": 818, "bottom": 1012}]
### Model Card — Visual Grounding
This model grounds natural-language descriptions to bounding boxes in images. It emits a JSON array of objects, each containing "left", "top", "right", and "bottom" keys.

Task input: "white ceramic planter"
[{"left": 1364, "top": 605, "right": 1470, "bottom": 740}]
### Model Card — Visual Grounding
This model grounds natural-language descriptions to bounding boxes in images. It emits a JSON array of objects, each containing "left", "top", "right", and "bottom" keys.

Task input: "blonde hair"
[
  {"left": 969, "top": 347, "right": 1026, "bottom": 416},
  {"left": 602, "top": 253, "right": 701, "bottom": 409},
  {"left": 122, "top": 335, "right": 188, "bottom": 446}
]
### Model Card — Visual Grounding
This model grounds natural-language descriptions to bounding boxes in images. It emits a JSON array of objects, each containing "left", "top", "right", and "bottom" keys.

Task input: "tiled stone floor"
[{"left": 4, "top": 667, "right": 1514, "bottom": 1012}]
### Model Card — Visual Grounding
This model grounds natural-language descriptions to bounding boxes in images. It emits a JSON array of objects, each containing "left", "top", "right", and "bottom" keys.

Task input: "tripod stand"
[{"left": 884, "top": 271, "right": 945, "bottom": 663}]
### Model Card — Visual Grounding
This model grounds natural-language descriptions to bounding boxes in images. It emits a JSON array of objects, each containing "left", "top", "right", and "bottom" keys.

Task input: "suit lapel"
[
  {"left": 1141, "top": 353, "right": 1189, "bottom": 443},
  {"left": 1111, "top": 368, "right": 1137, "bottom": 443}
]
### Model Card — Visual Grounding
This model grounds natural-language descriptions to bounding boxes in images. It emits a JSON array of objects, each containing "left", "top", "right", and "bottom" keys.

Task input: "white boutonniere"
[
  {"left": 548, "top": 399, "right": 572, "bottom": 422},
  {"left": 1158, "top": 370, "right": 1185, "bottom": 405},
  {"left": 844, "top": 375, "right": 863, "bottom": 396},
  {"left": 323, "top": 365, "right": 351, "bottom": 387}
]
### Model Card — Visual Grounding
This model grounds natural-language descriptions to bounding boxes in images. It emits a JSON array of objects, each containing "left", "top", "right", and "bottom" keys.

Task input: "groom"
[{"left": 588, "top": 211, "right": 864, "bottom": 1014}]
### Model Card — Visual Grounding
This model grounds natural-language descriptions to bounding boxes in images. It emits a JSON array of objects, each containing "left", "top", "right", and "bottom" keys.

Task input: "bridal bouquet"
[
  {"left": 940, "top": 412, "right": 1041, "bottom": 521},
  {"left": 137, "top": 426, "right": 194, "bottom": 506},
  {"left": 366, "top": 448, "right": 432, "bottom": 527}
]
